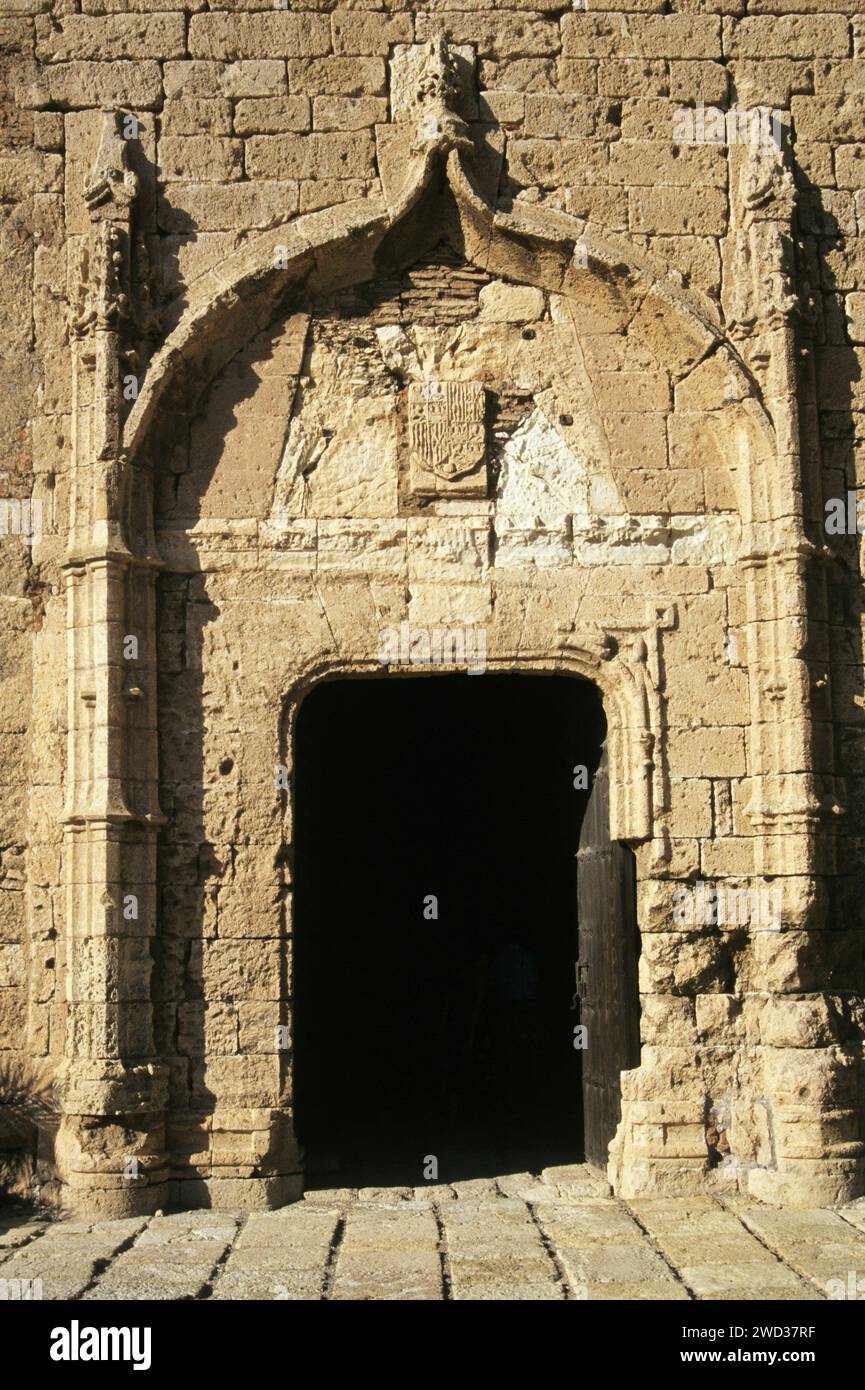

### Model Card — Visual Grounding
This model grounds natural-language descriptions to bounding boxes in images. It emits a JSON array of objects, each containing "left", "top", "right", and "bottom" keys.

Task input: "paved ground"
[{"left": 3, "top": 1165, "right": 865, "bottom": 1301}]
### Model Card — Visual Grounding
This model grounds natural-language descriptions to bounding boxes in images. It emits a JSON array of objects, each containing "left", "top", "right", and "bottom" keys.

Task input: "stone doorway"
[{"left": 292, "top": 671, "right": 636, "bottom": 1189}]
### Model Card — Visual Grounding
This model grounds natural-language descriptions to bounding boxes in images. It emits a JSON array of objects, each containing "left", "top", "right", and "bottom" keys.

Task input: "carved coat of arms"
[{"left": 408, "top": 380, "right": 486, "bottom": 487}]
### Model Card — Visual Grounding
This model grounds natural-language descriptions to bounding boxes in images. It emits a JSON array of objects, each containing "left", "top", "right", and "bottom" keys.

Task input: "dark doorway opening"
[{"left": 293, "top": 672, "right": 615, "bottom": 1188}]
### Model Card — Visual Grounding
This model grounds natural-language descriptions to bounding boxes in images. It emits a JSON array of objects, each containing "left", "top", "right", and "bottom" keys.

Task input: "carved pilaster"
[
  {"left": 723, "top": 121, "right": 830, "bottom": 896},
  {"left": 57, "top": 111, "right": 167, "bottom": 1215}
]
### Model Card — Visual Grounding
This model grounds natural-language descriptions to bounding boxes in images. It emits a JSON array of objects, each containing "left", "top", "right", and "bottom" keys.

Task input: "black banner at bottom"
[{"left": 3, "top": 1295, "right": 857, "bottom": 1376}]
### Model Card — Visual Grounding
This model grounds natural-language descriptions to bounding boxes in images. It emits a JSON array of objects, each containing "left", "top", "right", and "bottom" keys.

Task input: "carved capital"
[{"left": 558, "top": 602, "right": 677, "bottom": 844}]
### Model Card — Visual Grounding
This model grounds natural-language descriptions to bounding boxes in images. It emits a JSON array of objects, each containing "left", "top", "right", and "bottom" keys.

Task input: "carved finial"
[
  {"left": 417, "top": 35, "right": 459, "bottom": 108},
  {"left": 84, "top": 109, "right": 139, "bottom": 218},
  {"left": 738, "top": 129, "right": 795, "bottom": 222},
  {"left": 725, "top": 117, "right": 800, "bottom": 336},
  {"left": 69, "top": 112, "right": 143, "bottom": 345},
  {"left": 410, "top": 35, "right": 473, "bottom": 158}
]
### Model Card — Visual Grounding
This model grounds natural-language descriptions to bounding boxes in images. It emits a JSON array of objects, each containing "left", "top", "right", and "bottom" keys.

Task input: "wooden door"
[{"left": 576, "top": 746, "right": 641, "bottom": 1168}]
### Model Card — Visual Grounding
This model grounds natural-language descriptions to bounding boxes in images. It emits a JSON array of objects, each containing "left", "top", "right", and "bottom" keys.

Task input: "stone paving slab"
[
  {"left": 442, "top": 1200, "right": 564, "bottom": 1300},
  {"left": 450, "top": 1178, "right": 502, "bottom": 1201},
  {"left": 212, "top": 1207, "right": 341, "bottom": 1300},
  {"left": 588, "top": 1280, "right": 691, "bottom": 1301},
  {"left": 733, "top": 1206, "right": 860, "bottom": 1242},
  {"left": 496, "top": 1172, "right": 557, "bottom": 1201},
  {"left": 632, "top": 1196, "right": 822, "bottom": 1301},
  {"left": 653, "top": 1234, "right": 781, "bottom": 1267},
  {"left": 0, "top": 1217, "right": 147, "bottom": 1300},
  {"left": 298, "top": 1187, "right": 355, "bottom": 1206},
  {"left": 629, "top": 1197, "right": 747, "bottom": 1236},
  {"left": 330, "top": 1206, "right": 441, "bottom": 1301},
  {"left": 3, "top": 1168, "right": 864, "bottom": 1300},
  {"left": 541, "top": 1164, "right": 612, "bottom": 1199},
  {"left": 83, "top": 1213, "right": 240, "bottom": 1301},
  {"left": 534, "top": 1198, "right": 649, "bottom": 1245},
  {"left": 755, "top": 1241, "right": 865, "bottom": 1283},
  {"left": 838, "top": 1206, "right": 865, "bottom": 1236},
  {"left": 727, "top": 1200, "right": 865, "bottom": 1296},
  {"left": 0, "top": 1216, "right": 47, "bottom": 1250},
  {"left": 561, "top": 1239, "right": 680, "bottom": 1289},
  {"left": 677, "top": 1263, "right": 821, "bottom": 1301}
]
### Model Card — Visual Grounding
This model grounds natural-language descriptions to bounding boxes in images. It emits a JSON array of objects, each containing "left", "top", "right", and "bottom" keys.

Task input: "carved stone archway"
[{"left": 53, "top": 41, "right": 856, "bottom": 1214}]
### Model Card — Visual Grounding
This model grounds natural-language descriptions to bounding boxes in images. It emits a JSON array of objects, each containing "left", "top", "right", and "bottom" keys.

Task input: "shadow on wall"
[{"left": 796, "top": 160, "right": 865, "bottom": 984}]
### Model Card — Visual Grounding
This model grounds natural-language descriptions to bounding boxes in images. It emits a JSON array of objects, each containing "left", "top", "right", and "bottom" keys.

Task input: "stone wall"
[{"left": 1, "top": 1, "right": 864, "bottom": 1211}]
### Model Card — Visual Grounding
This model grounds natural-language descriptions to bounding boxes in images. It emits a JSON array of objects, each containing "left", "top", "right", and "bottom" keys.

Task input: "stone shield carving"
[{"left": 407, "top": 379, "right": 487, "bottom": 498}]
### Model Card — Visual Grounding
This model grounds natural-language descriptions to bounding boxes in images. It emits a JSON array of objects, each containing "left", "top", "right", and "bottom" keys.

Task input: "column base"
[
  {"left": 168, "top": 1173, "right": 304, "bottom": 1211},
  {"left": 59, "top": 1173, "right": 170, "bottom": 1219},
  {"left": 747, "top": 1158, "right": 865, "bottom": 1208},
  {"left": 54, "top": 1061, "right": 170, "bottom": 1218}
]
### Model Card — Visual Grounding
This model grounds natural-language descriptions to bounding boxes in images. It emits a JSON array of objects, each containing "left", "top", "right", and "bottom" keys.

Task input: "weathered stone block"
[
  {"left": 158, "top": 136, "right": 244, "bottom": 183},
  {"left": 157, "top": 182, "right": 300, "bottom": 233},
  {"left": 198, "top": 1056, "right": 284, "bottom": 1110},
  {"left": 416, "top": 12, "right": 559, "bottom": 57},
  {"left": 188, "top": 13, "right": 331, "bottom": 61},
  {"left": 522, "top": 94, "right": 601, "bottom": 138},
  {"left": 630, "top": 187, "right": 728, "bottom": 235},
  {"left": 234, "top": 97, "right": 311, "bottom": 136},
  {"left": 724, "top": 15, "right": 850, "bottom": 58},
  {"left": 162, "top": 100, "right": 234, "bottom": 137},
  {"left": 287, "top": 57, "right": 386, "bottom": 96},
  {"left": 507, "top": 137, "right": 608, "bottom": 187},
  {"left": 760, "top": 997, "right": 839, "bottom": 1049},
  {"left": 312, "top": 96, "right": 387, "bottom": 132},
  {"left": 246, "top": 131, "right": 376, "bottom": 182},
  {"left": 477, "top": 281, "right": 545, "bottom": 323},
  {"left": 164, "top": 59, "right": 287, "bottom": 99},
  {"left": 594, "top": 371, "right": 671, "bottom": 412},
  {"left": 598, "top": 58, "right": 668, "bottom": 96},
  {"left": 332, "top": 12, "right": 414, "bottom": 55},
  {"left": 791, "top": 95, "right": 865, "bottom": 142},
  {"left": 669, "top": 60, "right": 729, "bottom": 104},
  {"left": 36, "top": 13, "right": 186, "bottom": 62},
  {"left": 562, "top": 14, "right": 633, "bottom": 58},
  {"left": 602, "top": 412, "right": 668, "bottom": 468},
  {"left": 639, "top": 935, "right": 731, "bottom": 994},
  {"left": 668, "top": 728, "right": 747, "bottom": 778},
  {"left": 199, "top": 940, "right": 284, "bottom": 1003},
  {"left": 20, "top": 60, "right": 164, "bottom": 110},
  {"left": 564, "top": 14, "right": 721, "bottom": 59},
  {"left": 835, "top": 145, "right": 865, "bottom": 190},
  {"left": 482, "top": 57, "right": 558, "bottom": 92}
]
